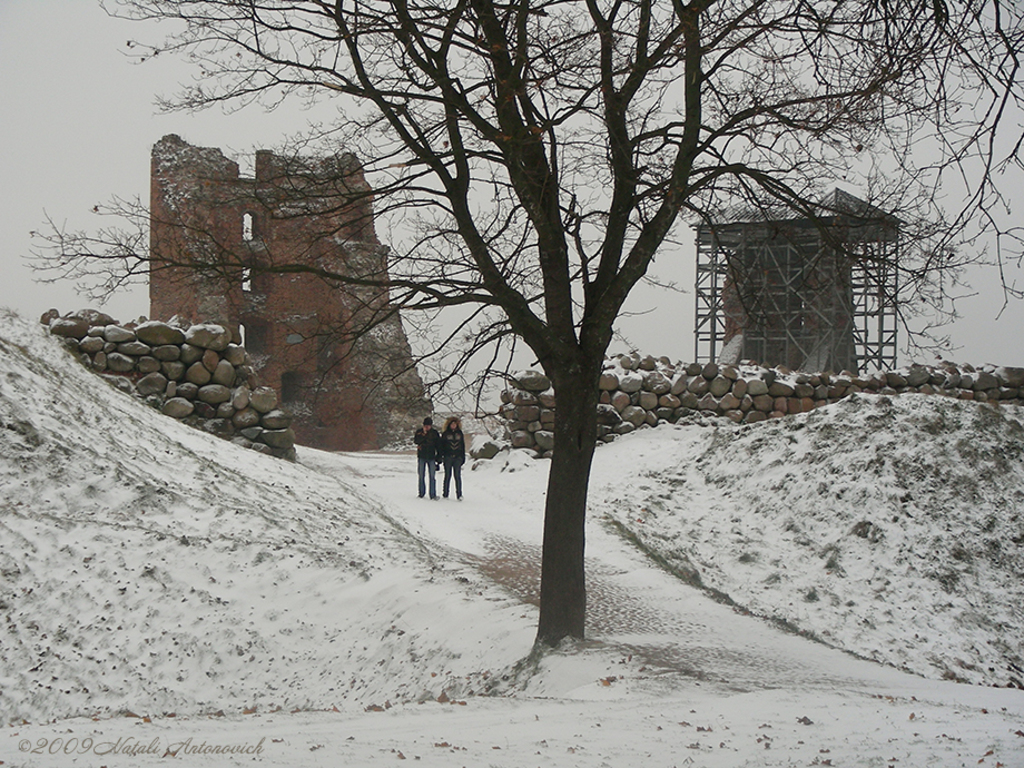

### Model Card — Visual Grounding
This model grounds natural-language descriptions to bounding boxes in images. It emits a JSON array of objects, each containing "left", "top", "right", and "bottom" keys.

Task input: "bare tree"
[{"left": 35, "top": 0, "right": 1024, "bottom": 645}]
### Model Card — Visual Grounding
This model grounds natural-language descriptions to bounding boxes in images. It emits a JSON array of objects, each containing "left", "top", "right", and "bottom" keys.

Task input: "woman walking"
[{"left": 441, "top": 416, "right": 466, "bottom": 500}]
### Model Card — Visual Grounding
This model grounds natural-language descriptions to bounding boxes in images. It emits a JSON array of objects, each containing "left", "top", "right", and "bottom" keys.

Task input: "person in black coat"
[
  {"left": 414, "top": 417, "right": 441, "bottom": 499},
  {"left": 440, "top": 416, "right": 466, "bottom": 500}
]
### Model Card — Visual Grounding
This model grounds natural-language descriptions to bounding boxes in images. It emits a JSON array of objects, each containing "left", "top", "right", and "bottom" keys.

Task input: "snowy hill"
[
  {"left": 0, "top": 309, "right": 529, "bottom": 723},
  {"left": 2, "top": 308, "right": 1023, "bottom": 766}
]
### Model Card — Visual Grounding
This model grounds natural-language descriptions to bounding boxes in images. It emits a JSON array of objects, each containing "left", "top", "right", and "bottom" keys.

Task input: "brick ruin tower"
[{"left": 149, "top": 134, "right": 431, "bottom": 450}]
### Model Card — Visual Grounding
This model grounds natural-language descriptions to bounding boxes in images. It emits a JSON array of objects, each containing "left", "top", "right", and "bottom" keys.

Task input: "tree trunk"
[{"left": 535, "top": 363, "right": 602, "bottom": 646}]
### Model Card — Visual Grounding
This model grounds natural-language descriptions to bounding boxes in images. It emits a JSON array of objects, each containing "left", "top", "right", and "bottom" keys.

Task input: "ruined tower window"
[
  {"left": 241, "top": 321, "right": 267, "bottom": 355},
  {"left": 281, "top": 371, "right": 302, "bottom": 403},
  {"left": 242, "top": 212, "right": 255, "bottom": 241},
  {"left": 241, "top": 266, "right": 252, "bottom": 293}
]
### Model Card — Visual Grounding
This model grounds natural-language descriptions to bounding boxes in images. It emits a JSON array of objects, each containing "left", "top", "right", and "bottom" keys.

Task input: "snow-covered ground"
[{"left": 1, "top": 308, "right": 1023, "bottom": 766}]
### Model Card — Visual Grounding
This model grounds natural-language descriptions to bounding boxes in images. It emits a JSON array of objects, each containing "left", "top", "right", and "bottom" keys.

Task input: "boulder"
[
  {"left": 105, "top": 352, "right": 135, "bottom": 373},
  {"left": 232, "top": 407, "right": 261, "bottom": 429},
  {"left": 185, "top": 362, "right": 212, "bottom": 386},
  {"left": 136, "top": 372, "right": 169, "bottom": 397},
  {"left": 162, "top": 398, "right": 195, "bottom": 418},
  {"left": 49, "top": 317, "right": 90, "bottom": 339},
  {"left": 260, "top": 409, "right": 293, "bottom": 429},
  {"left": 212, "top": 359, "right": 236, "bottom": 386},
  {"left": 533, "top": 430, "right": 555, "bottom": 451},
  {"left": 185, "top": 323, "right": 232, "bottom": 351},
  {"left": 135, "top": 321, "right": 187, "bottom": 346},
  {"left": 197, "top": 384, "right": 232, "bottom": 405},
  {"left": 514, "top": 369, "right": 552, "bottom": 392},
  {"left": 103, "top": 325, "right": 136, "bottom": 343},
  {"left": 249, "top": 386, "right": 279, "bottom": 413}
]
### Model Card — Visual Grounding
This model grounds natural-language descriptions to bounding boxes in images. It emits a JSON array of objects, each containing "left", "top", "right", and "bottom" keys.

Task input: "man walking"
[{"left": 414, "top": 417, "right": 441, "bottom": 499}]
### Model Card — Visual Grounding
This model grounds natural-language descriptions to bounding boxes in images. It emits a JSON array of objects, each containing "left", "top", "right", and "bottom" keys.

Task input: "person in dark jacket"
[
  {"left": 414, "top": 417, "right": 441, "bottom": 499},
  {"left": 440, "top": 416, "right": 466, "bottom": 500}
]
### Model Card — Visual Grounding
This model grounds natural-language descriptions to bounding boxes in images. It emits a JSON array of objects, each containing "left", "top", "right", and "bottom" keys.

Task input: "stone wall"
[
  {"left": 500, "top": 353, "right": 1024, "bottom": 456},
  {"left": 44, "top": 308, "right": 297, "bottom": 460}
]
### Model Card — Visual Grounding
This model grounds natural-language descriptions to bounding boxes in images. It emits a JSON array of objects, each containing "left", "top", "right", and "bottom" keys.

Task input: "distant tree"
[{"left": 36, "top": 0, "right": 1024, "bottom": 646}]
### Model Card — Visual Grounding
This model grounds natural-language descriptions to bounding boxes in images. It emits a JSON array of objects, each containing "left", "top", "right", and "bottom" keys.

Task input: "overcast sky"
[{"left": 2, "top": 0, "right": 1022, "bottom": 368}]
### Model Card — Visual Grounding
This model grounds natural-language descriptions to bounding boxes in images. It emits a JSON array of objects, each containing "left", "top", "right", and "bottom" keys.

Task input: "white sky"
[{"left": 1, "top": 0, "right": 1022, "bottom": 367}]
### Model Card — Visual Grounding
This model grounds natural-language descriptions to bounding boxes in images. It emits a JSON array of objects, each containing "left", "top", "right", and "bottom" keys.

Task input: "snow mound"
[
  {"left": 0, "top": 311, "right": 527, "bottom": 723},
  {"left": 595, "top": 393, "right": 1024, "bottom": 686}
]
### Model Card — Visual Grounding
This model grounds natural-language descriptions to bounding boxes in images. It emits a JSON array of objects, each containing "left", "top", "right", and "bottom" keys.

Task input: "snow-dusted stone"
[
  {"left": 179, "top": 343, "right": 204, "bottom": 365},
  {"left": 152, "top": 344, "right": 181, "bottom": 361},
  {"left": 596, "top": 403, "right": 623, "bottom": 426},
  {"left": 223, "top": 343, "right": 247, "bottom": 366},
  {"left": 973, "top": 371, "right": 999, "bottom": 391},
  {"left": 232, "top": 407, "right": 261, "bottom": 429},
  {"left": 239, "top": 426, "right": 264, "bottom": 441},
  {"left": 611, "top": 391, "right": 631, "bottom": 412},
  {"left": 618, "top": 372, "right": 644, "bottom": 393},
  {"left": 670, "top": 374, "right": 690, "bottom": 396},
  {"left": 162, "top": 397, "right": 195, "bottom": 418},
  {"left": 201, "top": 348, "right": 221, "bottom": 373},
  {"left": 621, "top": 405, "right": 647, "bottom": 426},
  {"left": 697, "top": 393, "right": 719, "bottom": 411},
  {"left": 510, "top": 430, "right": 534, "bottom": 448},
  {"left": 513, "top": 390, "right": 538, "bottom": 406},
  {"left": 176, "top": 382, "right": 199, "bottom": 400},
  {"left": 79, "top": 336, "right": 105, "bottom": 354},
  {"left": 514, "top": 370, "right": 551, "bottom": 392},
  {"left": 599, "top": 372, "right": 620, "bottom": 391},
  {"left": 105, "top": 352, "right": 135, "bottom": 372},
  {"left": 137, "top": 356, "right": 161, "bottom": 374},
  {"left": 185, "top": 362, "right": 212, "bottom": 386},
  {"left": 744, "top": 378, "right": 769, "bottom": 397},
  {"left": 70, "top": 308, "right": 116, "bottom": 326},
  {"left": 103, "top": 325, "right": 136, "bottom": 343},
  {"left": 49, "top": 317, "right": 90, "bottom": 339},
  {"left": 885, "top": 371, "right": 908, "bottom": 388},
  {"left": 687, "top": 376, "right": 709, "bottom": 395},
  {"left": 197, "top": 384, "right": 232, "bottom": 405},
  {"left": 161, "top": 361, "right": 186, "bottom": 381},
  {"left": 216, "top": 402, "right": 235, "bottom": 419},
  {"left": 117, "top": 341, "right": 151, "bottom": 356},
  {"left": 469, "top": 436, "right": 503, "bottom": 459},
  {"left": 643, "top": 371, "right": 671, "bottom": 395},
  {"left": 249, "top": 386, "right": 279, "bottom": 413},
  {"left": 709, "top": 375, "right": 732, "bottom": 397},
  {"left": 260, "top": 409, "right": 292, "bottom": 429},
  {"left": 639, "top": 391, "right": 659, "bottom": 411},
  {"left": 538, "top": 392, "right": 556, "bottom": 408},
  {"left": 232, "top": 385, "right": 251, "bottom": 410},
  {"left": 136, "top": 372, "right": 168, "bottom": 397},
  {"left": 211, "top": 359, "right": 236, "bottom": 387},
  {"left": 135, "top": 321, "right": 186, "bottom": 346},
  {"left": 905, "top": 366, "right": 931, "bottom": 387},
  {"left": 185, "top": 323, "right": 232, "bottom": 351},
  {"left": 997, "top": 366, "right": 1024, "bottom": 388},
  {"left": 534, "top": 430, "right": 555, "bottom": 451},
  {"left": 260, "top": 428, "right": 295, "bottom": 449},
  {"left": 720, "top": 392, "right": 741, "bottom": 411},
  {"left": 659, "top": 394, "right": 681, "bottom": 409},
  {"left": 516, "top": 405, "right": 541, "bottom": 423}
]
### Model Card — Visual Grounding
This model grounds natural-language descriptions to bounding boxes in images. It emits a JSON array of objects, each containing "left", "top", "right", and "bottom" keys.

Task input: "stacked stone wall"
[
  {"left": 44, "top": 308, "right": 297, "bottom": 460},
  {"left": 500, "top": 353, "right": 1024, "bottom": 456}
]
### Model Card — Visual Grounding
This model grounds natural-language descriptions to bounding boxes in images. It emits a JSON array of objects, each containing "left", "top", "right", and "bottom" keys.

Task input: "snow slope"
[{"left": 2, "top": 308, "right": 1023, "bottom": 766}]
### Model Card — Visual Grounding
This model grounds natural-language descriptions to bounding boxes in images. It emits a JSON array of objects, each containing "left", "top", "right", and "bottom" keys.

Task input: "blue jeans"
[
  {"left": 417, "top": 456, "right": 437, "bottom": 498},
  {"left": 443, "top": 458, "right": 463, "bottom": 498}
]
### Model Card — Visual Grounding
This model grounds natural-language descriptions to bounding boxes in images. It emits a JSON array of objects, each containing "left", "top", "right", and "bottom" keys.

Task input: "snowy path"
[{"left": 308, "top": 449, "right": 995, "bottom": 696}]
